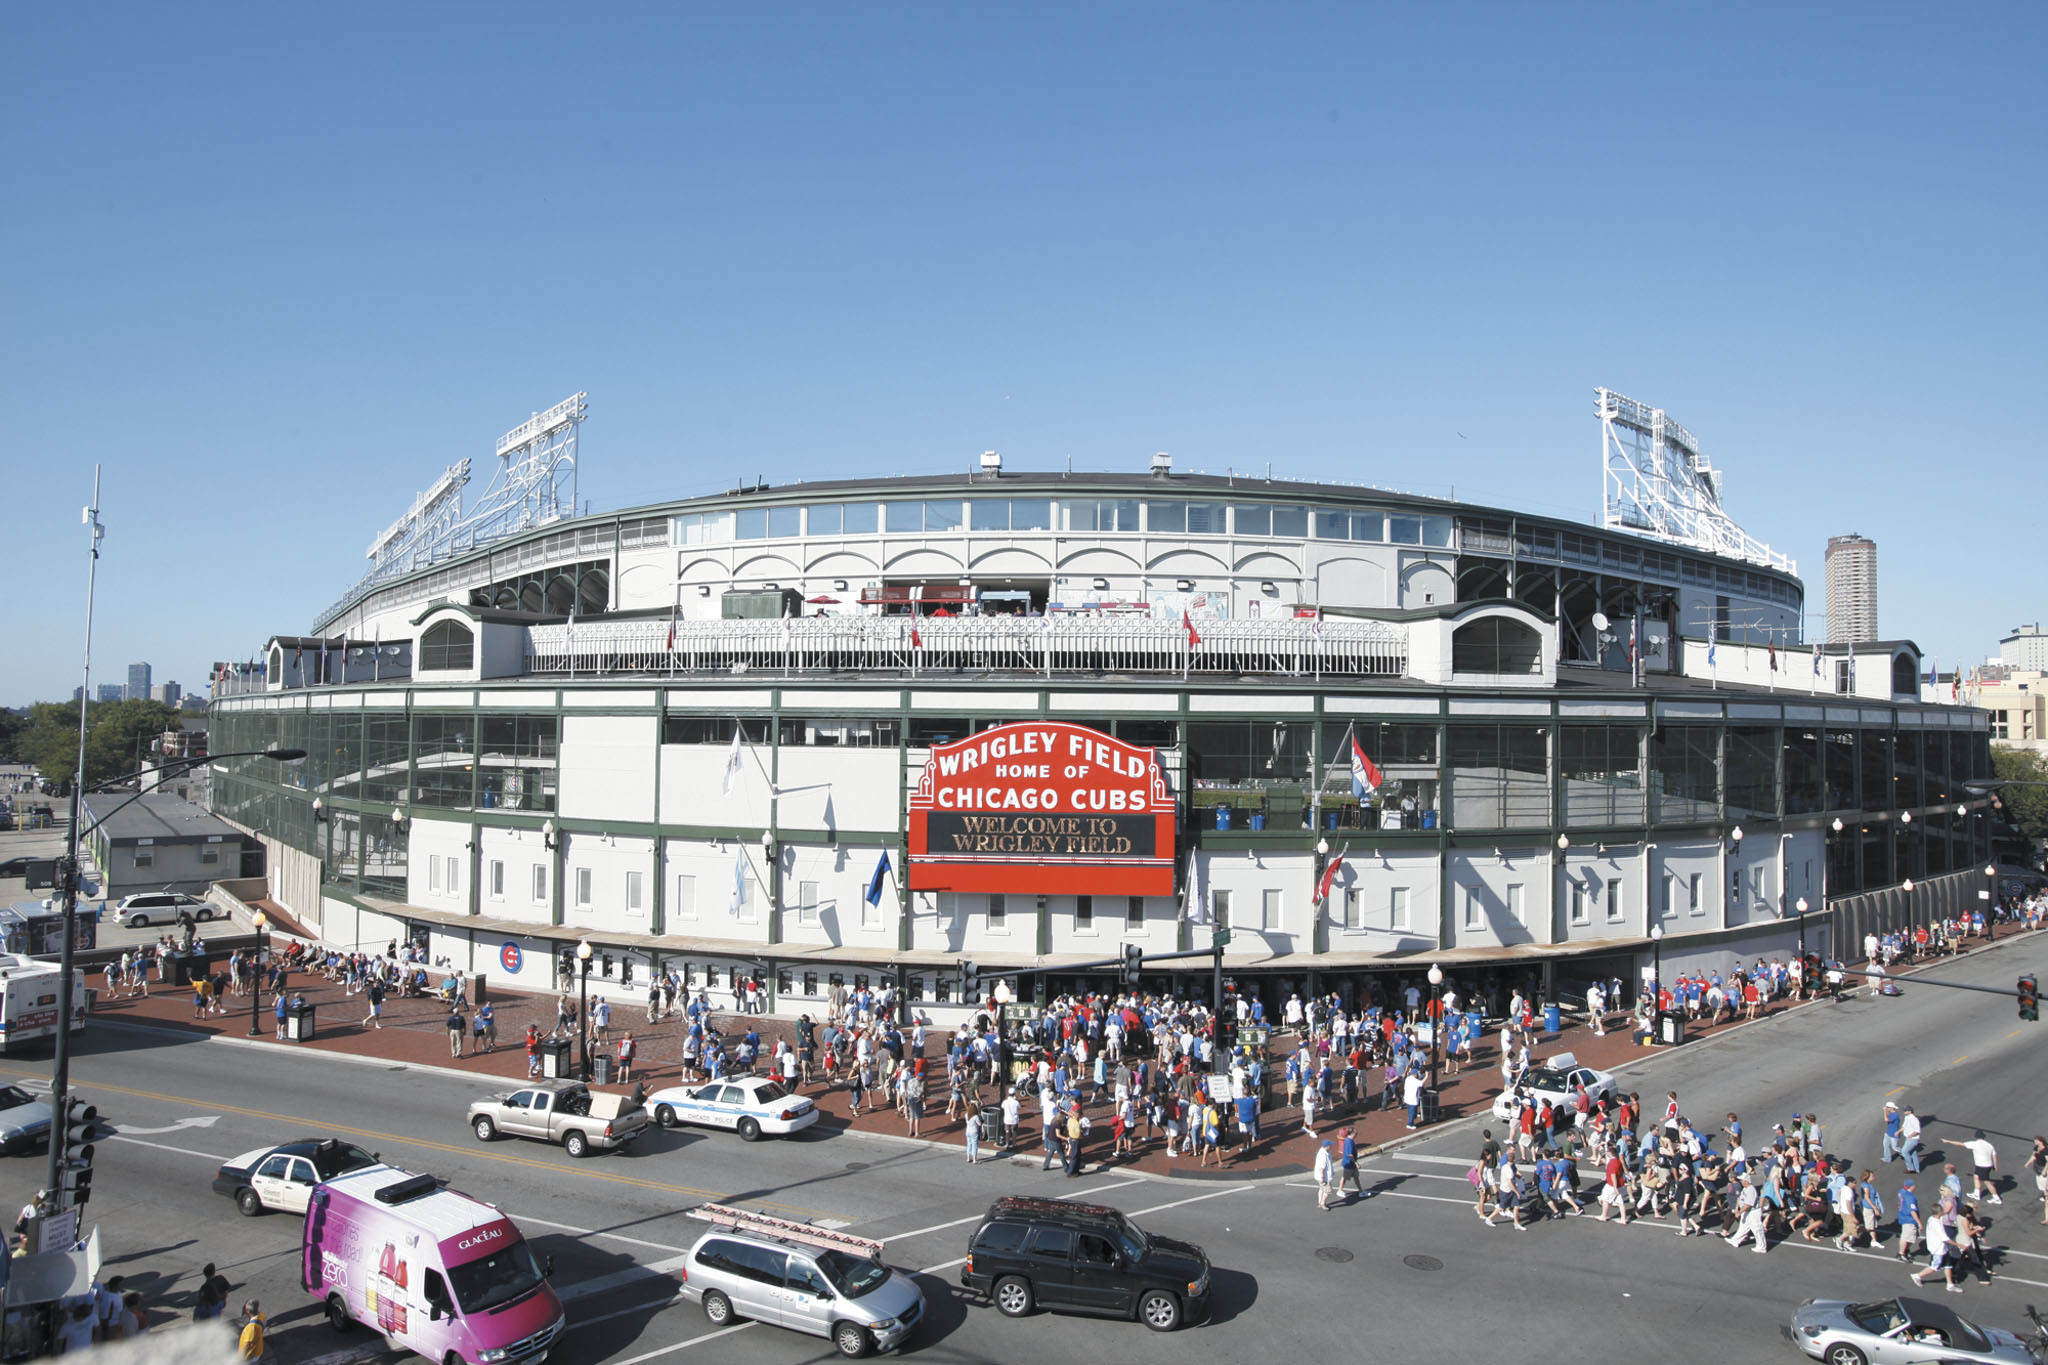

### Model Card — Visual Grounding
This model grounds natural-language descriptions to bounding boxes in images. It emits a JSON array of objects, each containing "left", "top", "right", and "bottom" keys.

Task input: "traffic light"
[
  {"left": 1120, "top": 943, "right": 1142, "bottom": 987},
  {"left": 2019, "top": 976, "right": 2039, "bottom": 1022},
  {"left": 58, "top": 1098, "right": 96, "bottom": 1209},
  {"left": 959, "top": 960, "right": 978, "bottom": 999}
]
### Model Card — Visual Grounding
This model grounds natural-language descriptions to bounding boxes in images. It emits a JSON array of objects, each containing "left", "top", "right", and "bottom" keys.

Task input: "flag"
[
  {"left": 1349, "top": 734, "right": 1383, "bottom": 799},
  {"left": 721, "top": 726, "right": 744, "bottom": 797},
  {"left": 1314, "top": 852, "right": 1345, "bottom": 906},
  {"left": 1812, "top": 644, "right": 1821, "bottom": 676},
  {"left": 728, "top": 841, "right": 748, "bottom": 915},
  {"left": 1182, "top": 850, "right": 1203, "bottom": 922},
  {"left": 1924, "top": 656, "right": 1935, "bottom": 687},
  {"left": 1708, "top": 640, "right": 1717, "bottom": 669},
  {"left": 864, "top": 850, "right": 892, "bottom": 906},
  {"left": 1183, "top": 610, "right": 1201, "bottom": 647},
  {"left": 1952, "top": 675, "right": 1960, "bottom": 701},
  {"left": 665, "top": 609, "right": 678, "bottom": 653},
  {"left": 1768, "top": 643, "right": 1778, "bottom": 671},
  {"left": 910, "top": 624, "right": 922, "bottom": 649}
]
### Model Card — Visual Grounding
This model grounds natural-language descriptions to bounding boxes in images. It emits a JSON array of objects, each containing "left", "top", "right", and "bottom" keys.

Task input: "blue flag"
[{"left": 864, "top": 850, "right": 892, "bottom": 906}]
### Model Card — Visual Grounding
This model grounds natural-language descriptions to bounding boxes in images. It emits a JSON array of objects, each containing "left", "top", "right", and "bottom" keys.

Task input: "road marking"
[
  {"left": 918, "top": 1255, "right": 966, "bottom": 1273},
  {"left": 1884, "top": 1085, "right": 1906, "bottom": 1097},
  {"left": 609, "top": 1322, "right": 755, "bottom": 1364},
  {"left": 572, "top": 1290, "right": 688, "bottom": 1329},
  {"left": 10, "top": 1070, "right": 833, "bottom": 1219},
  {"left": 1953, "top": 1056, "right": 1970, "bottom": 1064},
  {"left": 875, "top": 1177, "right": 1146, "bottom": 1245},
  {"left": 514, "top": 1214, "right": 691, "bottom": 1255},
  {"left": 1126, "top": 1185, "right": 1252, "bottom": 1216},
  {"left": 109, "top": 1115, "right": 220, "bottom": 1136},
  {"left": 104, "top": 1135, "right": 230, "bottom": 1161},
  {"left": 557, "top": 1253, "right": 695, "bottom": 1301},
  {"left": 1387, "top": 1153, "right": 1471, "bottom": 1167}
]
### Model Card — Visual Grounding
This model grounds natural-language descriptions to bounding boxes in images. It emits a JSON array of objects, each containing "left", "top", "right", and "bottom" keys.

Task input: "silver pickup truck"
[{"left": 467, "top": 1082, "right": 650, "bottom": 1157}]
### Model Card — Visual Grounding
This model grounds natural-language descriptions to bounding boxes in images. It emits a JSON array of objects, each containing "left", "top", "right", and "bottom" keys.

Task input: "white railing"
[{"left": 526, "top": 615, "right": 1408, "bottom": 680}]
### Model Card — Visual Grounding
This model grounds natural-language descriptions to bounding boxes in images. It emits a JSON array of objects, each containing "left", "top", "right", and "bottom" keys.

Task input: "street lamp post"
[
  {"left": 992, "top": 978, "right": 1014, "bottom": 1094},
  {"left": 1426, "top": 962, "right": 1444, "bottom": 1105},
  {"left": 576, "top": 938, "right": 594, "bottom": 1081},
  {"left": 247, "top": 911, "right": 270, "bottom": 1036},
  {"left": 1986, "top": 864, "right": 2000, "bottom": 940},
  {"left": 1649, "top": 925, "right": 1665, "bottom": 1042},
  {"left": 1794, "top": 896, "right": 1809, "bottom": 971}
]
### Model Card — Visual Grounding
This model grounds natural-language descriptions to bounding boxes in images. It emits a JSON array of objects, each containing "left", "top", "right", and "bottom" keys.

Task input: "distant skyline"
[{"left": 4, "top": 3, "right": 2042, "bottom": 706}]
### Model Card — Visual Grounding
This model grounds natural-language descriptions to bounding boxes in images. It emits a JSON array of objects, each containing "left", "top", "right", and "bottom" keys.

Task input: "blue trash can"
[
  {"left": 1215, "top": 807, "right": 1232, "bottom": 830},
  {"left": 1248, "top": 813, "right": 1266, "bottom": 830},
  {"left": 1326, "top": 810, "right": 1339, "bottom": 830},
  {"left": 1544, "top": 1003, "right": 1561, "bottom": 1036},
  {"left": 1421, "top": 809, "right": 1438, "bottom": 829},
  {"left": 1467, "top": 1008, "right": 1484, "bottom": 1035}
]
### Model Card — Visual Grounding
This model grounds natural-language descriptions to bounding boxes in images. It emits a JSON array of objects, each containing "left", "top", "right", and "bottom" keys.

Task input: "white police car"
[
  {"left": 1488, "top": 1052, "right": 1617, "bottom": 1125},
  {"left": 644, "top": 1076, "right": 820, "bottom": 1141}
]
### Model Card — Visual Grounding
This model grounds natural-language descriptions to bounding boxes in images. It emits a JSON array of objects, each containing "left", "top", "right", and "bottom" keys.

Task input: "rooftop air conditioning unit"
[
  {"left": 980, "top": 450, "right": 1002, "bottom": 475},
  {"left": 1150, "top": 451, "right": 1173, "bottom": 476}
]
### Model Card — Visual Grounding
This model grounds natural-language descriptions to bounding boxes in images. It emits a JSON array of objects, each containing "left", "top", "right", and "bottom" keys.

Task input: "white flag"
[
  {"left": 728, "top": 841, "right": 748, "bottom": 915},
  {"left": 722, "top": 726, "right": 744, "bottom": 797},
  {"left": 1182, "top": 851, "right": 1203, "bottom": 923}
]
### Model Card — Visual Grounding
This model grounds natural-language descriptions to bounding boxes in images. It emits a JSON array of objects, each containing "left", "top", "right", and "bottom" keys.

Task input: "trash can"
[
  {"left": 1215, "top": 807, "right": 1232, "bottom": 830},
  {"left": 472, "top": 973, "right": 488, "bottom": 1007},
  {"left": 1248, "top": 813, "right": 1266, "bottom": 830},
  {"left": 1419, "top": 1085, "right": 1442, "bottom": 1124},
  {"left": 1421, "top": 809, "right": 1438, "bottom": 830},
  {"left": 980, "top": 1103, "right": 1004, "bottom": 1147},
  {"left": 592, "top": 1052, "right": 615, "bottom": 1085},
  {"left": 287, "top": 1002, "right": 316, "bottom": 1042},
  {"left": 1544, "top": 1003, "right": 1561, "bottom": 1037},
  {"left": 541, "top": 1037, "right": 572, "bottom": 1079},
  {"left": 1658, "top": 1013, "right": 1685, "bottom": 1046},
  {"left": 1326, "top": 810, "right": 1340, "bottom": 830}
]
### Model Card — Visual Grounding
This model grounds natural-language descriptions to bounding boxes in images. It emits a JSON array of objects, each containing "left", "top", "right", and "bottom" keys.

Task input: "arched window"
[
  {"left": 1891, "top": 653, "right": 1919, "bottom": 695},
  {"left": 1452, "top": 617, "right": 1543, "bottom": 675},
  {"left": 420, "top": 621, "right": 475, "bottom": 672}
]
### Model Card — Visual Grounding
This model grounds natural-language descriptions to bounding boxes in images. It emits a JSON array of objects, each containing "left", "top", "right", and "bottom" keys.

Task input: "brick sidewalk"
[{"left": 86, "top": 930, "right": 2031, "bottom": 1181}]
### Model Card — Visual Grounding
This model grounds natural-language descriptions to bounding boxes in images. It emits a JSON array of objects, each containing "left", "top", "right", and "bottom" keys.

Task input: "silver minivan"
[{"left": 681, "top": 1205, "right": 924, "bottom": 1358}]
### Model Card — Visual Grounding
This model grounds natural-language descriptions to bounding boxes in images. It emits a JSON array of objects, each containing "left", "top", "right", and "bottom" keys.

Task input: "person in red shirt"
[
  {"left": 524, "top": 1023, "right": 542, "bottom": 1079},
  {"left": 1597, "top": 1150, "right": 1631, "bottom": 1224}
]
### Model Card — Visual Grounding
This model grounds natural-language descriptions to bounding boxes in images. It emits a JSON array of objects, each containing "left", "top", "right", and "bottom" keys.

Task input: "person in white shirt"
[
  {"left": 1587, "top": 981, "right": 1606, "bottom": 1035},
  {"left": 1313, "top": 1139, "right": 1337, "bottom": 1210},
  {"left": 1899, "top": 1108, "right": 1925, "bottom": 1172},
  {"left": 1909, "top": 1210, "right": 1960, "bottom": 1291},
  {"left": 1965, "top": 1130, "right": 2002, "bottom": 1204}
]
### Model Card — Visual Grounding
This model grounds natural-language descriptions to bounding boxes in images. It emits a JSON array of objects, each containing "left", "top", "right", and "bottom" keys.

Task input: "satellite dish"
[{"left": 1591, "top": 612, "right": 1610, "bottom": 631}]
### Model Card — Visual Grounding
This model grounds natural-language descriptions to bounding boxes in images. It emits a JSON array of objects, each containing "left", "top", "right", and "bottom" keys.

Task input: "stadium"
[{"left": 205, "top": 390, "right": 1995, "bottom": 1018}]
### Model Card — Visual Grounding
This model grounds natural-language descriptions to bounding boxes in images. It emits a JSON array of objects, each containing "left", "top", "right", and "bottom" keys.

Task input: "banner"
[{"left": 908, "top": 722, "right": 1176, "bottom": 895}]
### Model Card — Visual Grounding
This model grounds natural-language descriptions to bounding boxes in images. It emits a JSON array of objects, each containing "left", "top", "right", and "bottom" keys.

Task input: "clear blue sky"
[{"left": 4, "top": 3, "right": 2041, "bottom": 708}]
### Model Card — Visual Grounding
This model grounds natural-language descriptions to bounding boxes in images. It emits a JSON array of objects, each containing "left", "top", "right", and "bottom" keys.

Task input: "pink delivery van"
[{"left": 303, "top": 1167, "right": 565, "bottom": 1365}]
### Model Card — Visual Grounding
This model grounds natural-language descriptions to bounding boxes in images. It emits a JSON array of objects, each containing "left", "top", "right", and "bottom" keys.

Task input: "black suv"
[{"left": 960, "top": 1197, "right": 1210, "bottom": 1332}]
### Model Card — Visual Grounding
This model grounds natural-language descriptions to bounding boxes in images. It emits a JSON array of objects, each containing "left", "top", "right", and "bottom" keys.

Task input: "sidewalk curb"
[{"left": 95, "top": 1015, "right": 512, "bottom": 1091}]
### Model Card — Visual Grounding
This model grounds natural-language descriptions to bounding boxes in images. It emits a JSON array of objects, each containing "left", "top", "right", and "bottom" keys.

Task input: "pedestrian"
[
  {"left": 1965, "top": 1130, "right": 2002, "bottom": 1204},
  {"left": 236, "top": 1301, "right": 266, "bottom": 1361},
  {"left": 1339, "top": 1125, "right": 1369, "bottom": 1202},
  {"left": 617, "top": 1032, "right": 636, "bottom": 1084},
  {"left": 1314, "top": 1138, "right": 1337, "bottom": 1211},
  {"left": 475, "top": 1002, "right": 494, "bottom": 1053},
  {"left": 363, "top": 980, "right": 385, "bottom": 1030},
  {"left": 193, "top": 1263, "right": 231, "bottom": 1321},
  {"left": 964, "top": 1106, "right": 982, "bottom": 1164},
  {"left": 1725, "top": 1184, "right": 1768, "bottom": 1253},
  {"left": 1000, "top": 1089, "right": 1020, "bottom": 1150},
  {"left": 906, "top": 1067, "right": 926, "bottom": 1138},
  {"left": 447, "top": 1005, "right": 465, "bottom": 1058},
  {"left": 1402, "top": 1069, "right": 1423, "bottom": 1130},
  {"left": 1042, "top": 1105, "right": 1065, "bottom": 1171},
  {"left": 1881, "top": 1101, "right": 1902, "bottom": 1163},
  {"left": 1909, "top": 1210, "right": 1962, "bottom": 1293},
  {"left": 1898, "top": 1106, "right": 1923, "bottom": 1172},
  {"left": 1064, "top": 1108, "right": 1086, "bottom": 1178},
  {"left": 2027, "top": 1135, "right": 2048, "bottom": 1222},
  {"left": 525, "top": 1024, "right": 542, "bottom": 1078},
  {"left": 1896, "top": 1176, "right": 1922, "bottom": 1262},
  {"left": 274, "top": 992, "right": 289, "bottom": 1040},
  {"left": 847, "top": 1062, "right": 867, "bottom": 1117}
]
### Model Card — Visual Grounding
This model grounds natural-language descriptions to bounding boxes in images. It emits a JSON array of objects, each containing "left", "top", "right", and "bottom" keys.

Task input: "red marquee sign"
[{"left": 908, "top": 722, "right": 1176, "bottom": 895}]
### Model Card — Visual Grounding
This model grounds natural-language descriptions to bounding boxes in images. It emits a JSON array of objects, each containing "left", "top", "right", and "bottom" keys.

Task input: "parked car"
[
  {"left": 961, "top": 1196, "right": 1210, "bottom": 1332},
  {"left": 0, "top": 1085, "right": 53, "bottom": 1154},
  {"left": 1489, "top": 1051, "right": 1617, "bottom": 1124},
  {"left": 112, "top": 892, "right": 216, "bottom": 928},
  {"left": 1788, "top": 1295, "right": 2041, "bottom": 1364},
  {"left": 645, "top": 1075, "right": 820, "bottom": 1140},
  {"left": 682, "top": 1203, "right": 924, "bottom": 1358},
  {"left": 212, "top": 1138, "right": 382, "bottom": 1216},
  {"left": 467, "top": 1082, "right": 649, "bottom": 1157},
  {"left": 0, "top": 857, "right": 32, "bottom": 878}
]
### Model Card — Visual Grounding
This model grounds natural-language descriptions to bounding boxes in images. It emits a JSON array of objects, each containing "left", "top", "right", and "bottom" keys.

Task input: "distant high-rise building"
[
  {"left": 96, "top": 683, "right": 124, "bottom": 704},
  {"left": 1825, "top": 534, "right": 1878, "bottom": 644},
  {"left": 180, "top": 693, "right": 207, "bottom": 712},
  {"left": 2002, "top": 624, "right": 2048, "bottom": 672},
  {"left": 127, "top": 662, "right": 152, "bottom": 700},
  {"left": 150, "top": 681, "right": 183, "bottom": 706}
]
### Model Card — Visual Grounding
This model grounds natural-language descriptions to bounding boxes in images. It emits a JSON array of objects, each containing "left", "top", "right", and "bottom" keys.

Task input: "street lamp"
[
  {"left": 1426, "top": 962, "right": 1444, "bottom": 1104},
  {"left": 1794, "top": 896, "right": 1809, "bottom": 970},
  {"left": 247, "top": 910, "right": 270, "bottom": 1037},
  {"left": 992, "top": 978, "right": 1014, "bottom": 1088},
  {"left": 575, "top": 938, "right": 594, "bottom": 1081},
  {"left": 1986, "top": 864, "right": 2000, "bottom": 940},
  {"left": 1649, "top": 924, "right": 1665, "bottom": 1041}
]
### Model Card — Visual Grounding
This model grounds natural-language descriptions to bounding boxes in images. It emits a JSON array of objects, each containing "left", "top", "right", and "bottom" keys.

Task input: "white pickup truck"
[{"left": 467, "top": 1082, "right": 650, "bottom": 1157}]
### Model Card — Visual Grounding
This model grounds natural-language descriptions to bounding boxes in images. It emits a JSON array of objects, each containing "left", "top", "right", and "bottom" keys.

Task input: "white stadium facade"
[{"left": 206, "top": 433, "right": 1996, "bottom": 1019}]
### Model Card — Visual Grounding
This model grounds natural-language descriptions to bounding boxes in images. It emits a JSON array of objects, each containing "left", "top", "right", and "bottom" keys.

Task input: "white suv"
[{"left": 112, "top": 892, "right": 217, "bottom": 928}]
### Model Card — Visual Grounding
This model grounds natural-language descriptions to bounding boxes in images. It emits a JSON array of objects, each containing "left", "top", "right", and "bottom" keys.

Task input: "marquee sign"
[{"left": 908, "top": 722, "right": 1175, "bottom": 895}]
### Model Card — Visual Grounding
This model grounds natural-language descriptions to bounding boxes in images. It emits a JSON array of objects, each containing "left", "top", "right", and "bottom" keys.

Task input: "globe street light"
[
  {"left": 576, "top": 938, "right": 594, "bottom": 1081},
  {"left": 247, "top": 910, "right": 270, "bottom": 1037},
  {"left": 1794, "top": 896, "right": 1810, "bottom": 973},
  {"left": 1649, "top": 924, "right": 1665, "bottom": 1042},
  {"left": 1986, "top": 864, "right": 2000, "bottom": 941},
  {"left": 1426, "top": 962, "right": 1445, "bottom": 1105}
]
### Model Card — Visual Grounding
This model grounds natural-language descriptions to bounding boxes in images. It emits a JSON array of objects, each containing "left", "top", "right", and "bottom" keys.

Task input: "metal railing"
[{"left": 525, "top": 614, "right": 1409, "bottom": 680}]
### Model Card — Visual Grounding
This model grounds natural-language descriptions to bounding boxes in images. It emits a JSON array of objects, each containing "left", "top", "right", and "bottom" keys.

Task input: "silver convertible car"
[{"left": 1789, "top": 1296, "right": 2041, "bottom": 1365}]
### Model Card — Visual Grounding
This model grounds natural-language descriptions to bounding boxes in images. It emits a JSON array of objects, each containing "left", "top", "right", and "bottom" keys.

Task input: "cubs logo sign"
[
  {"left": 499, "top": 942, "right": 523, "bottom": 974},
  {"left": 908, "top": 722, "right": 1175, "bottom": 895}
]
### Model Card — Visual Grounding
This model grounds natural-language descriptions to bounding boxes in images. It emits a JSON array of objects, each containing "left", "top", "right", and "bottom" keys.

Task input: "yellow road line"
[
  {"left": 3, "top": 1066, "right": 830, "bottom": 1219},
  {"left": 1884, "top": 1086, "right": 1906, "bottom": 1097},
  {"left": 1952, "top": 1056, "right": 1969, "bottom": 1065}
]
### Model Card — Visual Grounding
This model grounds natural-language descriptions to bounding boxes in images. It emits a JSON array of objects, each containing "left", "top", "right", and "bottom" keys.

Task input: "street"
[{"left": 3, "top": 933, "right": 2045, "bottom": 1363}]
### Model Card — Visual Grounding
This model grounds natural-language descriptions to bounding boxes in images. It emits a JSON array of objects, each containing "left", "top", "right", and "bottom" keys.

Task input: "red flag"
[
  {"left": 1314, "top": 852, "right": 1344, "bottom": 906},
  {"left": 1182, "top": 610, "right": 1202, "bottom": 647},
  {"left": 911, "top": 625, "right": 923, "bottom": 649},
  {"left": 665, "top": 611, "right": 678, "bottom": 652}
]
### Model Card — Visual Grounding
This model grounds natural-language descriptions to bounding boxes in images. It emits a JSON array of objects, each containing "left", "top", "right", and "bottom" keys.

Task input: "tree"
[
  {"left": 1990, "top": 745, "right": 2048, "bottom": 845},
  {"left": 11, "top": 699, "right": 181, "bottom": 790}
]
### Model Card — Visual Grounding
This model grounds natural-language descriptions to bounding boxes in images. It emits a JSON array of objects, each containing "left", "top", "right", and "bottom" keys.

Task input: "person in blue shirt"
[
  {"left": 1234, "top": 1091, "right": 1258, "bottom": 1155},
  {"left": 1534, "top": 1156, "right": 1561, "bottom": 1219},
  {"left": 1881, "top": 1101, "right": 1903, "bottom": 1164},
  {"left": 1895, "top": 1177, "right": 1922, "bottom": 1262}
]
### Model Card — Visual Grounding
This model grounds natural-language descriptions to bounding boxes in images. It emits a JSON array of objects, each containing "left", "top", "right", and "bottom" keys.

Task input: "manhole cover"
[
  {"left": 1403, "top": 1254, "right": 1443, "bottom": 1272},
  {"left": 1314, "top": 1247, "right": 1354, "bottom": 1263},
  {"left": 844, "top": 1162, "right": 870, "bottom": 1171}
]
